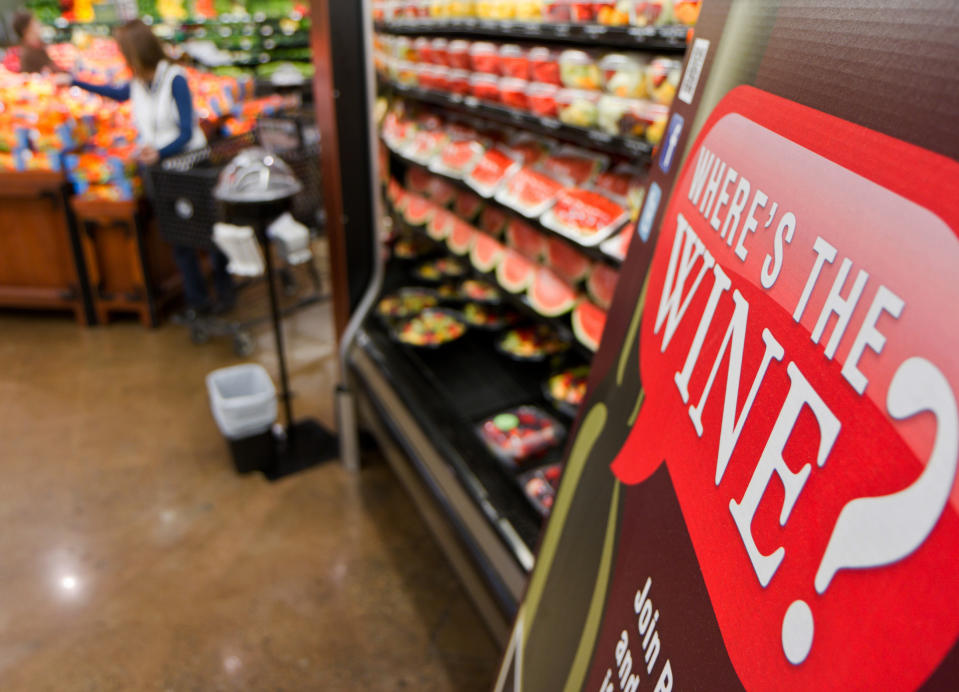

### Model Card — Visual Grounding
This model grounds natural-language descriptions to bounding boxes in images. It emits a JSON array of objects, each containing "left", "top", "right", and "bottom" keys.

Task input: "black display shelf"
[
  {"left": 387, "top": 146, "right": 623, "bottom": 269},
  {"left": 389, "top": 81, "right": 654, "bottom": 162},
  {"left": 374, "top": 19, "right": 688, "bottom": 52}
]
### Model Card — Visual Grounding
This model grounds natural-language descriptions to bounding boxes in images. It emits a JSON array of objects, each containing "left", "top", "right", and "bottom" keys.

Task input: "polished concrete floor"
[{"left": 0, "top": 289, "right": 500, "bottom": 689}]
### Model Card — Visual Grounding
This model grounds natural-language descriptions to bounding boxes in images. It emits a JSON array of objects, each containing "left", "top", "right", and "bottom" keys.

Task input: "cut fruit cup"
[
  {"left": 470, "top": 72, "right": 501, "bottom": 102},
  {"left": 629, "top": 0, "right": 671, "bottom": 27},
  {"left": 413, "top": 36, "right": 433, "bottom": 63},
  {"left": 648, "top": 55, "right": 683, "bottom": 106},
  {"left": 527, "top": 82, "right": 560, "bottom": 118},
  {"left": 599, "top": 52, "right": 648, "bottom": 99},
  {"left": 500, "top": 77, "right": 530, "bottom": 111},
  {"left": 469, "top": 41, "right": 501, "bottom": 74},
  {"left": 558, "top": 49, "right": 603, "bottom": 91},
  {"left": 528, "top": 46, "right": 562, "bottom": 86},
  {"left": 447, "top": 39, "right": 472, "bottom": 69},
  {"left": 430, "top": 37, "right": 449, "bottom": 65},
  {"left": 395, "top": 60, "right": 419, "bottom": 87},
  {"left": 556, "top": 88, "right": 601, "bottom": 128},
  {"left": 447, "top": 69, "right": 471, "bottom": 96},
  {"left": 499, "top": 44, "right": 530, "bottom": 79},
  {"left": 477, "top": 406, "right": 566, "bottom": 466},
  {"left": 541, "top": 187, "right": 628, "bottom": 246}
]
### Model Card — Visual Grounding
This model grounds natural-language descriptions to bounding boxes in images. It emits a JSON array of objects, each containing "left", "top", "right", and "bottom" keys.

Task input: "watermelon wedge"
[
  {"left": 466, "top": 147, "right": 521, "bottom": 198},
  {"left": 506, "top": 218, "right": 548, "bottom": 262},
  {"left": 542, "top": 188, "right": 628, "bottom": 245},
  {"left": 496, "top": 249, "right": 536, "bottom": 293},
  {"left": 453, "top": 189, "right": 484, "bottom": 221},
  {"left": 427, "top": 209, "right": 456, "bottom": 241},
  {"left": 572, "top": 300, "right": 608, "bottom": 352},
  {"left": 528, "top": 267, "right": 579, "bottom": 317},
  {"left": 446, "top": 219, "right": 476, "bottom": 256},
  {"left": 546, "top": 236, "right": 592, "bottom": 284},
  {"left": 587, "top": 262, "right": 619, "bottom": 310},
  {"left": 479, "top": 206, "right": 508, "bottom": 237},
  {"left": 470, "top": 232, "right": 507, "bottom": 273},
  {"left": 406, "top": 166, "right": 433, "bottom": 195},
  {"left": 402, "top": 194, "right": 437, "bottom": 227}
]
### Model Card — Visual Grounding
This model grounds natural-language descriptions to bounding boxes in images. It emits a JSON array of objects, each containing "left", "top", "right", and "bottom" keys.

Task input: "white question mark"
[{"left": 781, "top": 356, "right": 959, "bottom": 665}]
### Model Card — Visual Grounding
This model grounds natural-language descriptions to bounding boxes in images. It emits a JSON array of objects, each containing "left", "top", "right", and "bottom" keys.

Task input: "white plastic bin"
[{"left": 206, "top": 364, "right": 278, "bottom": 439}]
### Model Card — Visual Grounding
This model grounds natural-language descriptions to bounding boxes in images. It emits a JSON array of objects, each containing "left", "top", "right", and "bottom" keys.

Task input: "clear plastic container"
[
  {"left": 644, "top": 102, "right": 670, "bottom": 144},
  {"left": 500, "top": 77, "right": 529, "bottom": 110},
  {"left": 477, "top": 406, "right": 566, "bottom": 465},
  {"left": 599, "top": 53, "right": 647, "bottom": 98},
  {"left": 528, "top": 46, "right": 562, "bottom": 86},
  {"left": 630, "top": 0, "right": 673, "bottom": 26},
  {"left": 557, "top": 88, "right": 601, "bottom": 128},
  {"left": 447, "top": 68, "right": 471, "bottom": 95},
  {"left": 596, "top": 1, "right": 630, "bottom": 24},
  {"left": 598, "top": 95, "right": 665, "bottom": 138},
  {"left": 429, "top": 0, "right": 449, "bottom": 17},
  {"left": 446, "top": 0, "right": 476, "bottom": 18},
  {"left": 544, "top": 0, "right": 597, "bottom": 23},
  {"left": 648, "top": 55, "right": 683, "bottom": 105},
  {"left": 499, "top": 44, "right": 530, "bottom": 79},
  {"left": 558, "top": 49, "right": 603, "bottom": 90},
  {"left": 413, "top": 37, "right": 433, "bottom": 63},
  {"left": 393, "top": 36, "right": 414, "bottom": 61},
  {"left": 447, "top": 39, "right": 472, "bottom": 69},
  {"left": 673, "top": 0, "right": 701, "bottom": 25},
  {"left": 469, "top": 72, "right": 501, "bottom": 101},
  {"left": 432, "top": 65, "right": 452, "bottom": 91},
  {"left": 206, "top": 364, "right": 277, "bottom": 440},
  {"left": 515, "top": 0, "right": 545, "bottom": 21},
  {"left": 430, "top": 37, "right": 449, "bottom": 65},
  {"left": 469, "top": 41, "right": 500, "bottom": 74},
  {"left": 527, "top": 82, "right": 560, "bottom": 117},
  {"left": 395, "top": 60, "right": 419, "bottom": 86}
]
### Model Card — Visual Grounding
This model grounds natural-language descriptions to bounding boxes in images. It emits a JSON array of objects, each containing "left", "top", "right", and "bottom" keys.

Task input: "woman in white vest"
[{"left": 66, "top": 19, "right": 234, "bottom": 316}]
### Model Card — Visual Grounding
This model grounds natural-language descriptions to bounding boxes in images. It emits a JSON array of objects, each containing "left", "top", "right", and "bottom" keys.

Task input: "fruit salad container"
[
  {"left": 469, "top": 41, "right": 501, "bottom": 74},
  {"left": 514, "top": 0, "right": 546, "bottom": 21},
  {"left": 447, "top": 39, "right": 472, "bottom": 69},
  {"left": 520, "top": 463, "right": 563, "bottom": 516},
  {"left": 462, "top": 302, "right": 522, "bottom": 329},
  {"left": 376, "top": 287, "right": 441, "bottom": 320},
  {"left": 630, "top": 0, "right": 672, "bottom": 26},
  {"left": 556, "top": 88, "right": 601, "bottom": 128},
  {"left": 541, "top": 186, "right": 629, "bottom": 246},
  {"left": 447, "top": 69, "right": 471, "bottom": 95},
  {"left": 648, "top": 55, "right": 683, "bottom": 105},
  {"left": 599, "top": 52, "right": 648, "bottom": 98},
  {"left": 394, "top": 60, "right": 420, "bottom": 86},
  {"left": 643, "top": 102, "right": 669, "bottom": 144},
  {"left": 393, "top": 36, "right": 415, "bottom": 61},
  {"left": 499, "top": 77, "right": 530, "bottom": 111},
  {"left": 527, "top": 82, "right": 560, "bottom": 117},
  {"left": 528, "top": 46, "right": 562, "bottom": 85},
  {"left": 446, "top": 0, "right": 477, "bottom": 18},
  {"left": 543, "top": 365, "right": 590, "bottom": 416},
  {"left": 466, "top": 145, "right": 522, "bottom": 197},
  {"left": 392, "top": 308, "right": 468, "bottom": 348},
  {"left": 477, "top": 406, "right": 566, "bottom": 465},
  {"left": 430, "top": 38, "right": 450, "bottom": 65},
  {"left": 596, "top": 1, "right": 631, "bottom": 24},
  {"left": 469, "top": 72, "right": 501, "bottom": 102},
  {"left": 499, "top": 44, "right": 530, "bottom": 79},
  {"left": 558, "top": 49, "right": 603, "bottom": 90},
  {"left": 460, "top": 278, "right": 502, "bottom": 303},
  {"left": 598, "top": 96, "right": 666, "bottom": 140},
  {"left": 673, "top": 0, "right": 700, "bottom": 24}
]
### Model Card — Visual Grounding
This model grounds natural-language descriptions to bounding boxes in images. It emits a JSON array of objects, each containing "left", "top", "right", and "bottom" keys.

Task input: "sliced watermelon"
[
  {"left": 470, "top": 232, "right": 506, "bottom": 273},
  {"left": 406, "top": 166, "right": 433, "bottom": 195},
  {"left": 587, "top": 262, "right": 619, "bottom": 310},
  {"left": 528, "top": 267, "right": 579, "bottom": 317},
  {"left": 387, "top": 178, "right": 404, "bottom": 205},
  {"left": 453, "top": 189, "right": 484, "bottom": 221},
  {"left": 479, "top": 206, "right": 508, "bottom": 237},
  {"left": 546, "top": 236, "right": 592, "bottom": 284},
  {"left": 446, "top": 219, "right": 476, "bottom": 256},
  {"left": 572, "top": 300, "right": 608, "bottom": 352},
  {"left": 496, "top": 249, "right": 536, "bottom": 293},
  {"left": 427, "top": 209, "right": 456, "bottom": 241},
  {"left": 497, "top": 165, "right": 564, "bottom": 218},
  {"left": 506, "top": 218, "right": 548, "bottom": 262},
  {"left": 424, "top": 176, "right": 457, "bottom": 207},
  {"left": 403, "top": 194, "right": 437, "bottom": 227},
  {"left": 393, "top": 189, "right": 410, "bottom": 213}
]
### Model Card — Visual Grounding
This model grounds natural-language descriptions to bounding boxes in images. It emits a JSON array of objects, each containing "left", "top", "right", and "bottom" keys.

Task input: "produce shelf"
[
  {"left": 388, "top": 81, "right": 655, "bottom": 162},
  {"left": 374, "top": 19, "right": 689, "bottom": 53},
  {"left": 388, "top": 146, "right": 624, "bottom": 269}
]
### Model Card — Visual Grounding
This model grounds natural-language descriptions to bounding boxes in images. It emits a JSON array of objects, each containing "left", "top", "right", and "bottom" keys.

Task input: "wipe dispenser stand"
[{"left": 214, "top": 148, "right": 337, "bottom": 479}]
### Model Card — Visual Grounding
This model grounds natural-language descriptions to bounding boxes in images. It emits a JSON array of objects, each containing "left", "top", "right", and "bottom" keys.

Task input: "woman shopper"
[{"left": 63, "top": 19, "right": 235, "bottom": 317}]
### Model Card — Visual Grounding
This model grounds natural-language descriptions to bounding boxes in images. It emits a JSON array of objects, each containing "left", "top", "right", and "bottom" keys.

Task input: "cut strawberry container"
[
  {"left": 469, "top": 72, "right": 502, "bottom": 102},
  {"left": 447, "top": 39, "right": 472, "bottom": 69},
  {"left": 527, "top": 82, "right": 560, "bottom": 118},
  {"left": 499, "top": 44, "right": 530, "bottom": 79},
  {"left": 528, "top": 47, "right": 562, "bottom": 86},
  {"left": 469, "top": 41, "right": 501, "bottom": 74}
]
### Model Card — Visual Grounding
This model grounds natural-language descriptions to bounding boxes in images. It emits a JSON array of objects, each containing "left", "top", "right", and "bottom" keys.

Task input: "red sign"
[{"left": 611, "top": 86, "right": 959, "bottom": 690}]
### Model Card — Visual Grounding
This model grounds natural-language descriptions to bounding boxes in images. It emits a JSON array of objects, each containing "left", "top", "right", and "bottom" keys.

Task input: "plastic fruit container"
[
  {"left": 559, "top": 49, "right": 603, "bottom": 90},
  {"left": 447, "top": 39, "right": 472, "bottom": 69},
  {"left": 394, "top": 308, "right": 467, "bottom": 348},
  {"left": 393, "top": 36, "right": 414, "bottom": 61},
  {"left": 644, "top": 103, "right": 670, "bottom": 144},
  {"left": 499, "top": 44, "right": 530, "bottom": 79},
  {"left": 599, "top": 53, "right": 647, "bottom": 98},
  {"left": 470, "top": 72, "right": 501, "bottom": 101},
  {"left": 500, "top": 77, "right": 529, "bottom": 110},
  {"left": 477, "top": 406, "right": 566, "bottom": 465},
  {"left": 377, "top": 287, "right": 440, "bottom": 319},
  {"left": 431, "top": 65, "right": 452, "bottom": 91},
  {"left": 413, "top": 37, "right": 433, "bottom": 63},
  {"left": 631, "top": 0, "right": 671, "bottom": 26},
  {"left": 543, "top": 365, "right": 590, "bottom": 416},
  {"left": 542, "top": 0, "right": 572, "bottom": 22},
  {"left": 541, "top": 186, "right": 628, "bottom": 245},
  {"left": 447, "top": 0, "right": 475, "bottom": 17},
  {"left": 469, "top": 41, "right": 500, "bottom": 74},
  {"left": 395, "top": 60, "right": 419, "bottom": 86},
  {"left": 648, "top": 55, "right": 683, "bottom": 105},
  {"left": 447, "top": 69, "right": 471, "bottom": 95},
  {"left": 515, "top": 0, "right": 544, "bottom": 20},
  {"left": 430, "top": 37, "right": 449, "bottom": 65},
  {"left": 674, "top": 0, "right": 700, "bottom": 25},
  {"left": 496, "top": 324, "right": 571, "bottom": 360},
  {"left": 598, "top": 96, "right": 664, "bottom": 138},
  {"left": 520, "top": 463, "right": 562, "bottom": 516},
  {"left": 557, "top": 88, "right": 601, "bottom": 128},
  {"left": 597, "top": 1, "right": 630, "bottom": 24},
  {"left": 527, "top": 82, "right": 560, "bottom": 117},
  {"left": 528, "top": 46, "right": 562, "bottom": 86}
]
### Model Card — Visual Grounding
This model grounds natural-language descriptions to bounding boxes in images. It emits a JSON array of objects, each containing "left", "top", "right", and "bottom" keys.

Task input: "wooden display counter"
[
  {"left": 0, "top": 171, "right": 95, "bottom": 325},
  {"left": 70, "top": 198, "right": 181, "bottom": 327}
]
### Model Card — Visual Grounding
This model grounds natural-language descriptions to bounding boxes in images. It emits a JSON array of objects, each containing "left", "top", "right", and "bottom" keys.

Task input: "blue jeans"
[{"left": 172, "top": 245, "right": 235, "bottom": 311}]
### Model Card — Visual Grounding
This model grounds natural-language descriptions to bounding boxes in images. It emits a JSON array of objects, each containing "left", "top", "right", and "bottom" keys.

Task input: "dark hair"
[
  {"left": 114, "top": 19, "right": 167, "bottom": 79},
  {"left": 12, "top": 10, "right": 33, "bottom": 39}
]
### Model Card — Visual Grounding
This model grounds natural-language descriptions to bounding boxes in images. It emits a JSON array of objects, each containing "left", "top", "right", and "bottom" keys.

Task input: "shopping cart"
[{"left": 148, "top": 124, "right": 326, "bottom": 356}]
